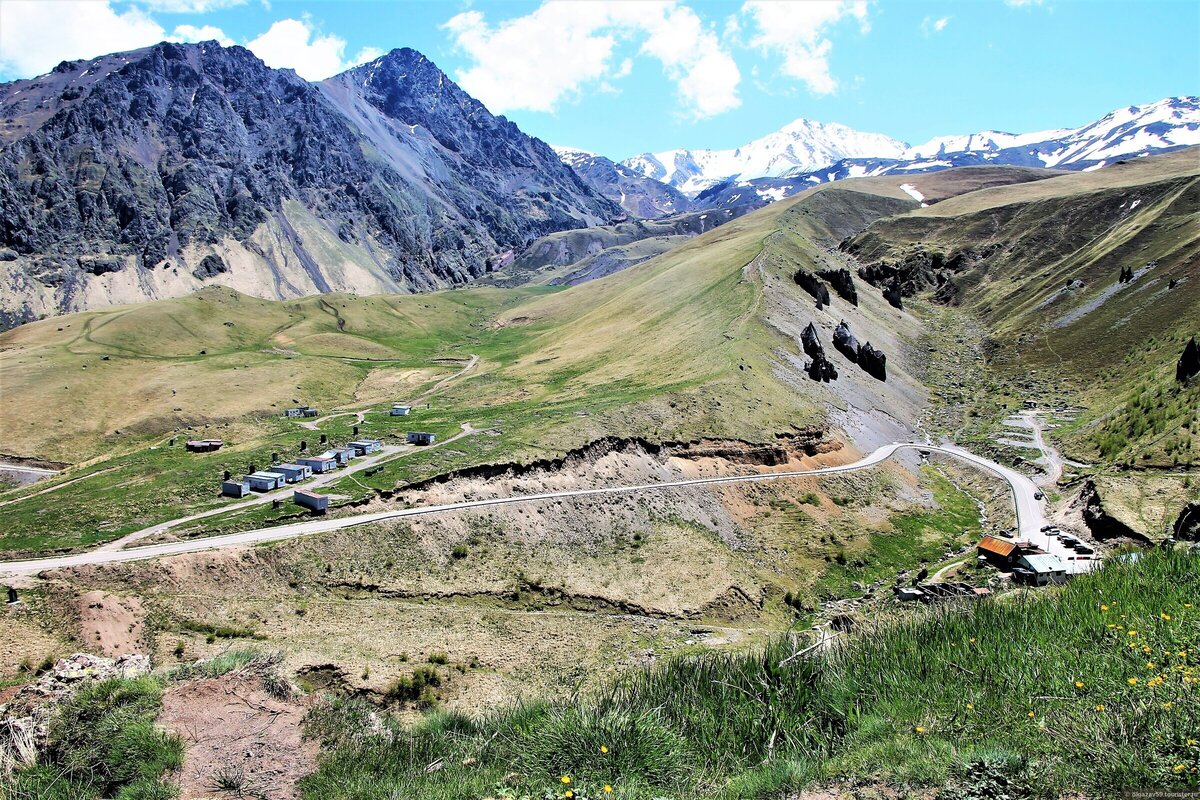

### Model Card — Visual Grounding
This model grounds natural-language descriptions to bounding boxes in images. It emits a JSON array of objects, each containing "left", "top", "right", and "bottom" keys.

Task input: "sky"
[{"left": 0, "top": 0, "right": 1196, "bottom": 160}]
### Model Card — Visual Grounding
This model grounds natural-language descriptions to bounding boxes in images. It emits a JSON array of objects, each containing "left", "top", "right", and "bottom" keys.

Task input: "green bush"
[{"left": 3, "top": 676, "right": 181, "bottom": 800}]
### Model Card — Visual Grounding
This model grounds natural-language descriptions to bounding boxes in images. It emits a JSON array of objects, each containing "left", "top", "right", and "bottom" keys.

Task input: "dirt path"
[
  {"left": 417, "top": 354, "right": 479, "bottom": 400},
  {"left": 1, "top": 441, "right": 1097, "bottom": 578}
]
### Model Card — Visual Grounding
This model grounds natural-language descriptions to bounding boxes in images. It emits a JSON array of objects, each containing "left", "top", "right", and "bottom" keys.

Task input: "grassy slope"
[
  {"left": 297, "top": 549, "right": 1200, "bottom": 799},
  {"left": 0, "top": 167, "right": 1063, "bottom": 555}
]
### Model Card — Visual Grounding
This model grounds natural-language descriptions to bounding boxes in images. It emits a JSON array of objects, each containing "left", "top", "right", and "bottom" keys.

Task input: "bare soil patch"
[{"left": 159, "top": 673, "right": 316, "bottom": 800}]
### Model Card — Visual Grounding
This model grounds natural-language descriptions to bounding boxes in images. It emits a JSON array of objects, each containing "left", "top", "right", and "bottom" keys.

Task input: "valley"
[{"left": 0, "top": 26, "right": 1196, "bottom": 800}]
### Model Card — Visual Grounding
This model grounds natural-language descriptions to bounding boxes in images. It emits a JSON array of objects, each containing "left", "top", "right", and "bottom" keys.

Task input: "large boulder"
[
  {"left": 833, "top": 320, "right": 860, "bottom": 362},
  {"left": 858, "top": 342, "right": 887, "bottom": 381},
  {"left": 801, "top": 322, "right": 824, "bottom": 359},
  {"left": 807, "top": 351, "right": 838, "bottom": 382}
]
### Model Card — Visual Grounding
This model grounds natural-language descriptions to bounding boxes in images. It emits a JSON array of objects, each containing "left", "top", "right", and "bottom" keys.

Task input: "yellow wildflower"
[
  {"left": 969, "top": 637, "right": 976, "bottom": 644},
  {"left": 1174, "top": 765, "right": 1187, "bottom": 774},
  {"left": 1027, "top": 711, "right": 1035, "bottom": 718},
  {"left": 1128, "top": 630, "right": 1138, "bottom": 636},
  {"left": 1187, "top": 739, "right": 1197, "bottom": 746},
  {"left": 600, "top": 745, "right": 609, "bottom": 754},
  {"left": 1075, "top": 681, "right": 1084, "bottom": 688},
  {"left": 1101, "top": 604, "right": 1110, "bottom": 611},
  {"left": 1147, "top": 662, "right": 1156, "bottom": 669},
  {"left": 915, "top": 725, "right": 926, "bottom": 733},
  {"left": 1163, "top": 702, "right": 1174, "bottom": 709},
  {"left": 604, "top": 787, "right": 613, "bottom": 795},
  {"left": 966, "top": 703, "right": 974, "bottom": 710},
  {"left": 1128, "top": 678, "right": 1139, "bottom": 685},
  {"left": 1161, "top": 613, "right": 1171, "bottom": 620},
  {"left": 561, "top": 776, "right": 572, "bottom": 785},
  {"left": 565, "top": 792, "right": 574, "bottom": 799},
  {"left": 1094, "top": 704, "right": 1105, "bottom": 712}
]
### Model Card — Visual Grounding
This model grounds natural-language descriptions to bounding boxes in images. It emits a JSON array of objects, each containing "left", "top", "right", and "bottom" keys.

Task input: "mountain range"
[
  {"left": 0, "top": 42, "right": 618, "bottom": 327},
  {"left": 0, "top": 36, "right": 1196, "bottom": 327},
  {"left": 613, "top": 96, "right": 1200, "bottom": 207}
]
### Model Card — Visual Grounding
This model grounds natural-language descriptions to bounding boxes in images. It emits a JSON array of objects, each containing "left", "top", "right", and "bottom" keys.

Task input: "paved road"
[{"left": 0, "top": 442, "right": 1072, "bottom": 578}]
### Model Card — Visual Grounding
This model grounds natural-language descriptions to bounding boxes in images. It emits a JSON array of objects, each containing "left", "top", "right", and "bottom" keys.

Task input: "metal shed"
[
  {"left": 221, "top": 479, "right": 251, "bottom": 498},
  {"left": 294, "top": 489, "right": 329, "bottom": 512},
  {"left": 391, "top": 404, "right": 411, "bottom": 416},
  {"left": 297, "top": 456, "right": 338, "bottom": 474},
  {"left": 273, "top": 463, "right": 313, "bottom": 483},
  {"left": 247, "top": 471, "right": 287, "bottom": 492},
  {"left": 406, "top": 432, "right": 436, "bottom": 446},
  {"left": 1016, "top": 553, "right": 1068, "bottom": 586},
  {"left": 349, "top": 439, "right": 382, "bottom": 456}
]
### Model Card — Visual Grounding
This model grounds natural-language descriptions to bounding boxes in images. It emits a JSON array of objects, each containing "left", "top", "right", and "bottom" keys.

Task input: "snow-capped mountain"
[
  {"left": 621, "top": 119, "right": 908, "bottom": 196},
  {"left": 687, "top": 97, "right": 1200, "bottom": 210},
  {"left": 903, "top": 97, "right": 1200, "bottom": 168}
]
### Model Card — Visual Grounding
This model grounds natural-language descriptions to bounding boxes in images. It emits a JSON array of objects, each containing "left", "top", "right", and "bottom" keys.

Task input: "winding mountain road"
[{"left": 0, "top": 441, "right": 1088, "bottom": 579}]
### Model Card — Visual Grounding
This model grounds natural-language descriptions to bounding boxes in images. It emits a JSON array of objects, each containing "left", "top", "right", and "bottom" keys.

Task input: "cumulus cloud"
[
  {"left": 742, "top": 0, "right": 868, "bottom": 95},
  {"left": 921, "top": 15, "right": 951, "bottom": 35},
  {"left": 245, "top": 18, "right": 383, "bottom": 80},
  {"left": 0, "top": 0, "right": 165, "bottom": 78},
  {"left": 170, "top": 24, "right": 235, "bottom": 46},
  {"left": 443, "top": 0, "right": 741, "bottom": 119}
]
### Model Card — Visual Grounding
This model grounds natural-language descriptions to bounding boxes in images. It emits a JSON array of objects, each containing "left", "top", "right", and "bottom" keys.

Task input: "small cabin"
[
  {"left": 977, "top": 534, "right": 1018, "bottom": 568},
  {"left": 297, "top": 456, "right": 338, "bottom": 474},
  {"left": 390, "top": 404, "right": 411, "bottom": 416},
  {"left": 349, "top": 439, "right": 382, "bottom": 456},
  {"left": 294, "top": 489, "right": 329, "bottom": 512},
  {"left": 221, "top": 479, "right": 251, "bottom": 498},
  {"left": 406, "top": 431, "right": 436, "bottom": 446},
  {"left": 247, "top": 471, "right": 287, "bottom": 492},
  {"left": 186, "top": 439, "right": 224, "bottom": 453},
  {"left": 1014, "top": 553, "right": 1068, "bottom": 586},
  {"left": 273, "top": 463, "right": 313, "bottom": 483},
  {"left": 328, "top": 448, "right": 356, "bottom": 465},
  {"left": 284, "top": 406, "right": 319, "bottom": 418}
]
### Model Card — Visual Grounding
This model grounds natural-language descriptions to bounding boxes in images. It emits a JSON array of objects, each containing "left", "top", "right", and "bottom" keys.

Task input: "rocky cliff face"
[
  {"left": 553, "top": 147, "right": 690, "bottom": 218},
  {"left": 0, "top": 43, "right": 619, "bottom": 326}
]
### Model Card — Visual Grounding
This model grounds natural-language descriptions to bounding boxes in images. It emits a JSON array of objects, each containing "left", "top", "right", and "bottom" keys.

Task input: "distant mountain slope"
[
  {"left": 844, "top": 148, "right": 1200, "bottom": 467},
  {"left": 633, "top": 97, "right": 1199, "bottom": 209},
  {"left": 553, "top": 146, "right": 690, "bottom": 218},
  {"left": 0, "top": 43, "right": 618, "bottom": 327}
]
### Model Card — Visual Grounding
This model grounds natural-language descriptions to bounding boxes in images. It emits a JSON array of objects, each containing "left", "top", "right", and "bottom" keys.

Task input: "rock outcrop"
[
  {"left": 807, "top": 351, "right": 838, "bottom": 382},
  {"left": 857, "top": 342, "right": 887, "bottom": 381},
  {"left": 1177, "top": 335, "right": 1200, "bottom": 383},
  {"left": 794, "top": 271, "right": 830, "bottom": 309},
  {"left": 1078, "top": 480, "right": 1153, "bottom": 544},
  {"left": 833, "top": 320, "right": 860, "bottom": 362},
  {"left": 1173, "top": 502, "right": 1200, "bottom": 541},
  {"left": 801, "top": 322, "right": 823, "bottom": 359},
  {"left": 818, "top": 268, "right": 858, "bottom": 305},
  {"left": 0, "top": 652, "right": 150, "bottom": 761}
]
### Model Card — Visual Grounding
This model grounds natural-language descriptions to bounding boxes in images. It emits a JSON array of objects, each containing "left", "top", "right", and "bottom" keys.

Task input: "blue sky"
[{"left": 1, "top": 1, "right": 1196, "bottom": 159}]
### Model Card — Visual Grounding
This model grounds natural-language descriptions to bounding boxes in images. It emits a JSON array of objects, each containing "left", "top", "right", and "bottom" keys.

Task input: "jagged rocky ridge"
[
  {"left": 0, "top": 42, "right": 619, "bottom": 326},
  {"left": 553, "top": 147, "right": 691, "bottom": 218}
]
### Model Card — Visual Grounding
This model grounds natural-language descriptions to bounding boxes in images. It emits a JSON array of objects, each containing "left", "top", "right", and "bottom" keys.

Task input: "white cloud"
[
  {"left": 137, "top": 0, "right": 247, "bottom": 11},
  {"left": 921, "top": 15, "right": 951, "bottom": 35},
  {"left": 170, "top": 24, "right": 235, "bottom": 47},
  {"left": 742, "top": 0, "right": 868, "bottom": 95},
  {"left": 245, "top": 18, "right": 382, "bottom": 80},
  {"left": 443, "top": 1, "right": 740, "bottom": 120},
  {"left": 0, "top": 0, "right": 165, "bottom": 78}
]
